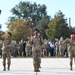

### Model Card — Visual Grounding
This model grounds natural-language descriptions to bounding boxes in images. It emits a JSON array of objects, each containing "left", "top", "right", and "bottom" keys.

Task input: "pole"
[
  {"left": 69, "top": 18, "right": 71, "bottom": 28},
  {"left": 32, "top": 23, "right": 33, "bottom": 35},
  {"left": 0, "top": 10, "right": 1, "bottom": 15}
]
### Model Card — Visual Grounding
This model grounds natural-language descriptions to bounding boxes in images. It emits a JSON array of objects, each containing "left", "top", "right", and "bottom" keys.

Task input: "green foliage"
[
  {"left": 45, "top": 10, "right": 70, "bottom": 40},
  {"left": 36, "top": 16, "right": 50, "bottom": 39},
  {"left": 6, "top": 2, "right": 74, "bottom": 41},
  {"left": 7, "top": 18, "right": 32, "bottom": 41},
  {"left": 7, "top": 1, "right": 49, "bottom": 40},
  {"left": 10, "top": 1, "right": 48, "bottom": 22}
]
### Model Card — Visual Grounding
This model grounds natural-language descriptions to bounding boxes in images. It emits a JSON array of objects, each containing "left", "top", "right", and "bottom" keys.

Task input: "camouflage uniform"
[
  {"left": 10, "top": 41, "right": 15, "bottom": 57},
  {"left": 2, "top": 38, "right": 11, "bottom": 71},
  {"left": 18, "top": 42, "right": 23, "bottom": 56},
  {"left": 64, "top": 39, "right": 75, "bottom": 70},
  {"left": 13, "top": 41, "right": 18, "bottom": 57},
  {"left": 59, "top": 37, "right": 64, "bottom": 57},
  {"left": 43, "top": 40, "right": 50, "bottom": 57},
  {"left": 26, "top": 41, "right": 32, "bottom": 57},
  {"left": 30, "top": 36, "right": 43, "bottom": 72},
  {"left": 55, "top": 40, "right": 59, "bottom": 57},
  {"left": 0, "top": 40, "right": 2, "bottom": 57}
]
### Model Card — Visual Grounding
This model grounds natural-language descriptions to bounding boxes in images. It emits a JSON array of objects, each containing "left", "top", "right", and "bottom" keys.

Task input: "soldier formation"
[{"left": 0, "top": 30, "right": 75, "bottom": 71}]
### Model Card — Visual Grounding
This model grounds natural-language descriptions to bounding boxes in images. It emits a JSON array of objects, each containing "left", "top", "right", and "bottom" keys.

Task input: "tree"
[
  {"left": 36, "top": 16, "right": 51, "bottom": 39},
  {"left": 7, "top": 1, "right": 50, "bottom": 40},
  {"left": 45, "top": 10, "right": 70, "bottom": 40},
  {"left": 70, "top": 27, "right": 75, "bottom": 34},
  {"left": 10, "top": 1, "right": 48, "bottom": 24},
  {"left": 7, "top": 18, "right": 32, "bottom": 41}
]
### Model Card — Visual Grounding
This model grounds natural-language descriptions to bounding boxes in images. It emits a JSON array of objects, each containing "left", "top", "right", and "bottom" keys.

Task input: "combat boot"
[
  {"left": 3, "top": 66, "right": 6, "bottom": 71},
  {"left": 34, "top": 66, "right": 37, "bottom": 72},
  {"left": 70, "top": 65, "right": 72, "bottom": 70},
  {"left": 38, "top": 64, "right": 41, "bottom": 68},
  {"left": 7, "top": 65, "right": 10, "bottom": 70},
  {"left": 36, "top": 66, "right": 40, "bottom": 72}
]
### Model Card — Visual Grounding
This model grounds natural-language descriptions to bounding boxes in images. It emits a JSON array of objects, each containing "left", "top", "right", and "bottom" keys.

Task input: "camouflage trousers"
[
  {"left": 2, "top": 50, "right": 11, "bottom": 66},
  {"left": 59, "top": 47, "right": 64, "bottom": 57},
  {"left": 69, "top": 51, "right": 75, "bottom": 64},
  {"left": 32, "top": 49, "right": 41, "bottom": 67},
  {"left": 26, "top": 50, "right": 32, "bottom": 57}
]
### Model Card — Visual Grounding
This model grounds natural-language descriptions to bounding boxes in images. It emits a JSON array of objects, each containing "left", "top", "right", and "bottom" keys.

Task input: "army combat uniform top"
[{"left": 30, "top": 36, "right": 43, "bottom": 68}]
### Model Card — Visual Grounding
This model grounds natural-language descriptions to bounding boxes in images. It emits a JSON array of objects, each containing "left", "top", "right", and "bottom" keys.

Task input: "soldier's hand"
[{"left": 66, "top": 38, "right": 69, "bottom": 40}]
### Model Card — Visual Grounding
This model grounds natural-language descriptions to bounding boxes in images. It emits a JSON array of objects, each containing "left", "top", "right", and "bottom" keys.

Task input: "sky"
[{"left": 0, "top": 0, "right": 75, "bottom": 31}]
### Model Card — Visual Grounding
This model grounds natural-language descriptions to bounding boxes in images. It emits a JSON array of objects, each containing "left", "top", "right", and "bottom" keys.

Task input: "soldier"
[
  {"left": 29, "top": 29, "right": 44, "bottom": 72},
  {"left": 43, "top": 39, "right": 50, "bottom": 57},
  {"left": 23, "top": 41, "right": 26, "bottom": 57},
  {"left": 64, "top": 34, "right": 75, "bottom": 70},
  {"left": 55, "top": 39, "right": 59, "bottom": 57},
  {"left": 2, "top": 32, "right": 12, "bottom": 71},
  {"left": 18, "top": 41, "right": 22, "bottom": 56},
  {"left": 10, "top": 41, "right": 14, "bottom": 57},
  {"left": 25, "top": 40, "right": 32, "bottom": 57},
  {"left": 0, "top": 40, "right": 2, "bottom": 57},
  {"left": 13, "top": 41, "right": 18, "bottom": 57},
  {"left": 59, "top": 37, "right": 64, "bottom": 57}
]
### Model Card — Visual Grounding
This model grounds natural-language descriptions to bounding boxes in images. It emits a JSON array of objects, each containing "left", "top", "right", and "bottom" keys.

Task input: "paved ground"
[{"left": 0, "top": 57, "right": 75, "bottom": 75}]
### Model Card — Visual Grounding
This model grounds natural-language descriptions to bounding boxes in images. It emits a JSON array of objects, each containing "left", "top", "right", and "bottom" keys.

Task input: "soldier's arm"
[
  {"left": 41, "top": 37, "right": 44, "bottom": 45},
  {"left": 64, "top": 38, "right": 69, "bottom": 44},
  {"left": 40, "top": 37, "right": 45, "bottom": 49},
  {"left": 29, "top": 37, "right": 33, "bottom": 46},
  {"left": 64, "top": 39, "right": 75, "bottom": 46},
  {"left": 68, "top": 39, "right": 75, "bottom": 46}
]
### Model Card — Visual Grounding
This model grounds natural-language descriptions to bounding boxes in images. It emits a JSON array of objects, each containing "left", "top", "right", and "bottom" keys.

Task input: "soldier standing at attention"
[
  {"left": 2, "top": 32, "right": 12, "bottom": 71},
  {"left": 64, "top": 34, "right": 75, "bottom": 70},
  {"left": 25, "top": 39, "right": 32, "bottom": 57},
  {"left": 28, "top": 29, "right": 44, "bottom": 72},
  {"left": 59, "top": 37, "right": 64, "bottom": 57},
  {"left": 55, "top": 39, "right": 59, "bottom": 57}
]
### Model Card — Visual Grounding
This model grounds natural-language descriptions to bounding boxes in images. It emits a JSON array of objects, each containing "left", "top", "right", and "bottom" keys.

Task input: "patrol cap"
[
  {"left": 7, "top": 32, "right": 11, "bottom": 36},
  {"left": 34, "top": 28, "right": 40, "bottom": 33}
]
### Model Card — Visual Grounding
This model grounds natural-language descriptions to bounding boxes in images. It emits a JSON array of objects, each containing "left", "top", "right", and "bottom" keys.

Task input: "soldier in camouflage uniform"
[
  {"left": 0, "top": 40, "right": 2, "bottom": 57},
  {"left": 25, "top": 40, "right": 32, "bottom": 57},
  {"left": 29, "top": 29, "right": 44, "bottom": 72},
  {"left": 55, "top": 39, "right": 59, "bottom": 57},
  {"left": 18, "top": 41, "right": 22, "bottom": 56},
  {"left": 59, "top": 37, "right": 64, "bottom": 57},
  {"left": 2, "top": 32, "right": 12, "bottom": 71},
  {"left": 64, "top": 34, "right": 75, "bottom": 70},
  {"left": 43, "top": 39, "right": 50, "bottom": 57},
  {"left": 13, "top": 41, "right": 18, "bottom": 57}
]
